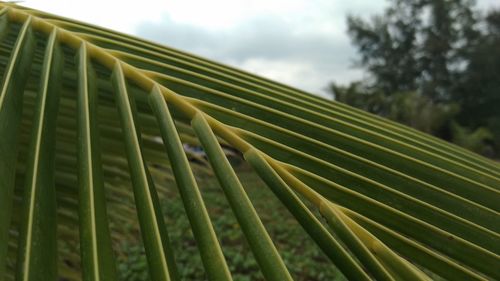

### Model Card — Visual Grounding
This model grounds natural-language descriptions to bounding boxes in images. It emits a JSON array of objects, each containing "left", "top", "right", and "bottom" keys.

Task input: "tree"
[
  {"left": 347, "top": 0, "right": 480, "bottom": 101},
  {"left": 341, "top": 0, "right": 500, "bottom": 157},
  {"left": 454, "top": 10, "right": 500, "bottom": 128},
  {"left": 346, "top": 0, "right": 421, "bottom": 95}
]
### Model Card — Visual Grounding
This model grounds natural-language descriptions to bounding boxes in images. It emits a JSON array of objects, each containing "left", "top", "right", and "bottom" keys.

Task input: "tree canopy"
[{"left": 334, "top": 0, "right": 500, "bottom": 157}]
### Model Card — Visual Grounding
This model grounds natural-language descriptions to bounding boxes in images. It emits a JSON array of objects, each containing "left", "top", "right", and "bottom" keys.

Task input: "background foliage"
[{"left": 330, "top": 0, "right": 500, "bottom": 158}]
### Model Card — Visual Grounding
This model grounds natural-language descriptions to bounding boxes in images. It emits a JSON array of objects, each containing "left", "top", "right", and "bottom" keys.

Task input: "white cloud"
[
  {"left": 238, "top": 58, "right": 325, "bottom": 96},
  {"left": 161, "top": 0, "right": 306, "bottom": 29},
  {"left": 21, "top": 0, "right": 166, "bottom": 32},
  {"left": 237, "top": 58, "right": 364, "bottom": 98},
  {"left": 135, "top": 13, "right": 363, "bottom": 95}
]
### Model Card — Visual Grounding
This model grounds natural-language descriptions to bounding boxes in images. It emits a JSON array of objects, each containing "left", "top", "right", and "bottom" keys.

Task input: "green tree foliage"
[
  {"left": 454, "top": 10, "right": 500, "bottom": 129},
  {"left": 332, "top": 84, "right": 459, "bottom": 137},
  {"left": 346, "top": 0, "right": 479, "bottom": 100},
  {"left": 337, "top": 0, "right": 500, "bottom": 157},
  {"left": 450, "top": 122, "right": 494, "bottom": 156}
]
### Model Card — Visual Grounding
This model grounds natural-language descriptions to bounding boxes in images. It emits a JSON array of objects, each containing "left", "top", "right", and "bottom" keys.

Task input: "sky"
[{"left": 20, "top": 0, "right": 500, "bottom": 98}]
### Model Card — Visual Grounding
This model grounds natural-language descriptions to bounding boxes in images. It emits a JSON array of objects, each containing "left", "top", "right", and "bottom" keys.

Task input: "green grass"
[{"left": 116, "top": 164, "right": 345, "bottom": 281}]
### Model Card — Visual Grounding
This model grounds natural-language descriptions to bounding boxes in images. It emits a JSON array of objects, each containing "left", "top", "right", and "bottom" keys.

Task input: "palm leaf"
[{"left": 0, "top": 3, "right": 498, "bottom": 281}]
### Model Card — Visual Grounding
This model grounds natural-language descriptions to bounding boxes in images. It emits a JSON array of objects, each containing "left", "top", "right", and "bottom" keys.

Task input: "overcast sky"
[{"left": 21, "top": 0, "right": 500, "bottom": 97}]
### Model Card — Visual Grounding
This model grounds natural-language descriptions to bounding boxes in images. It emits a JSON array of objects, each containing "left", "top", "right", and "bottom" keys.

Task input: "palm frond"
[{"left": 0, "top": 3, "right": 499, "bottom": 281}]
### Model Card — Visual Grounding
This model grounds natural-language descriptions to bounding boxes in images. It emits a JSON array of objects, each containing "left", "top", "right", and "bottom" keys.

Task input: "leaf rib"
[
  {"left": 77, "top": 42, "right": 117, "bottom": 281},
  {"left": 112, "top": 63, "right": 179, "bottom": 281},
  {"left": 148, "top": 87, "right": 232, "bottom": 281},
  {"left": 17, "top": 27, "right": 61, "bottom": 281}
]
